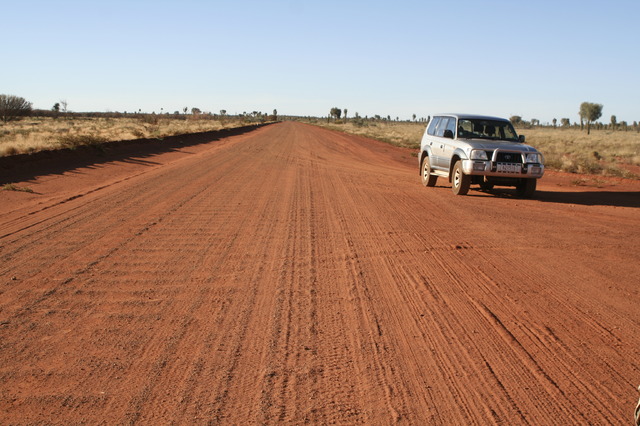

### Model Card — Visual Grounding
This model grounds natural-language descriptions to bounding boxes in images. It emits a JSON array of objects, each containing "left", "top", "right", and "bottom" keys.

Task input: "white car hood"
[{"left": 460, "top": 138, "right": 538, "bottom": 152}]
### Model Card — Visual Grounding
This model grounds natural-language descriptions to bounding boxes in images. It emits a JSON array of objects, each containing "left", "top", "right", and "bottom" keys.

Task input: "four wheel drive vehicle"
[{"left": 419, "top": 114, "right": 544, "bottom": 197}]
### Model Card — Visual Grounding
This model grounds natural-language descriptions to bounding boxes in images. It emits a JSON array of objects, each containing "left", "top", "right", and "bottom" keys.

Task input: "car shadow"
[
  {"left": 0, "top": 123, "right": 270, "bottom": 184},
  {"left": 473, "top": 187, "right": 640, "bottom": 208},
  {"left": 534, "top": 190, "right": 640, "bottom": 208}
]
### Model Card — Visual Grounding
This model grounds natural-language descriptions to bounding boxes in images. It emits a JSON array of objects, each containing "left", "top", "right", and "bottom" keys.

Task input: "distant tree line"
[
  {"left": 509, "top": 101, "right": 637, "bottom": 133},
  {"left": 0, "top": 99, "right": 279, "bottom": 126},
  {"left": 0, "top": 93, "right": 282, "bottom": 126},
  {"left": 328, "top": 106, "right": 430, "bottom": 124},
  {"left": 2, "top": 94, "right": 637, "bottom": 134}
]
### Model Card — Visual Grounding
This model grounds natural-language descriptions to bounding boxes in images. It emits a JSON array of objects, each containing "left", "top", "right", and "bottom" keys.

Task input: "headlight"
[
  {"left": 470, "top": 150, "right": 488, "bottom": 160},
  {"left": 525, "top": 153, "right": 540, "bottom": 163}
]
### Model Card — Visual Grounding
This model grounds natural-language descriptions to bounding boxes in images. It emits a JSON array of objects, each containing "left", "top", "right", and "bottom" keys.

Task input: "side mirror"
[
  {"left": 519, "top": 134, "right": 526, "bottom": 142},
  {"left": 443, "top": 129, "right": 454, "bottom": 139}
]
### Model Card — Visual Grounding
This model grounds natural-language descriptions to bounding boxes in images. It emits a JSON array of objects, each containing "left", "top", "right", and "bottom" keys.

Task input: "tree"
[
  {"left": 509, "top": 116, "right": 522, "bottom": 126},
  {"left": 0, "top": 94, "right": 33, "bottom": 123},
  {"left": 329, "top": 107, "right": 341, "bottom": 120},
  {"left": 52, "top": 102, "right": 60, "bottom": 119},
  {"left": 610, "top": 115, "right": 617, "bottom": 130},
  {"left": 191, "top": 107, "right": 201, "bottom": 115},
  {"left": 343, "top": 108, "right": 348, "bottom": 121},
  {"left": 579, "top": 102, "right": 603, "bottom": 135},
  {"left": 412, "top": 114, "right": 417, "bottom": 122},
  {"left": 552, "top": 118, "right": 557, "bottom": 127},
  {"left": 561, "top": 118, "right": 571, "bottom": 127},
  {"left": 273, "top": 109, "right": 277, "bottom": 120}
]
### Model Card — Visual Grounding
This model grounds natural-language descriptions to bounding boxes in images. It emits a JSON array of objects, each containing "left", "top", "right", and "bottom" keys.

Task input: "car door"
[
  {"left": 423, "top": 117, "right": 442, "bottom": 169},
  {"left": 439, "top": 117, "right": 458, "bottom": 171},
  {"left": 431, "top": 117, "right": 453, "bottom": 170}
]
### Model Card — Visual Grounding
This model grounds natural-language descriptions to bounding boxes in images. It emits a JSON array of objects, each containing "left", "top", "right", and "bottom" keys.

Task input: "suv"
[{"left": 419, "top": 114, "right": 544, "bottom": 197}]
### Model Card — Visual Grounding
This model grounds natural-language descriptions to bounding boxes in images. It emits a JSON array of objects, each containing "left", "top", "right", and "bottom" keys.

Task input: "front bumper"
[{"left": 461, "top": 159, "right": 544, "bottom": 178}]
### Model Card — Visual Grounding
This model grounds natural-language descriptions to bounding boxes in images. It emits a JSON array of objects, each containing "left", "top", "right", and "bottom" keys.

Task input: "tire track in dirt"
[{"left": 1, "top": 122, "right": 639, "bottom": 424}]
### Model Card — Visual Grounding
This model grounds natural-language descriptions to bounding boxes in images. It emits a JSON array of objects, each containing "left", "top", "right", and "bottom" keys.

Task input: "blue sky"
[{"left": 3, "top": 0, "right": 638, "bottom": 123}]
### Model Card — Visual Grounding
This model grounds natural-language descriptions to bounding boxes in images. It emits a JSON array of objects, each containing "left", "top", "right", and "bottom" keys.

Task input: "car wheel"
[
  {"left": 421, "top": 156, "right": 438, "bottom": 187},
  {"left": 516, "top": 178, "right": 536, "bottom": 198},
  {"left": 451, "top": 161, "right": 470, "bottom": 195}
]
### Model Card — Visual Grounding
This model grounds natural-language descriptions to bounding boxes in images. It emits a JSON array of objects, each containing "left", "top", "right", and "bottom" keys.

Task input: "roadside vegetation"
[
  {"left": 2, "top": 183, "right": 34, "bottom": 193},
  {"left": 315, "top": 118, "right": 425, "bottom": 149},
  {"left": 0, "top": 112, "right": 274, "bottom": 157},
  {"left": 518, "top": 127, "right": 639, "bottom": 178}
]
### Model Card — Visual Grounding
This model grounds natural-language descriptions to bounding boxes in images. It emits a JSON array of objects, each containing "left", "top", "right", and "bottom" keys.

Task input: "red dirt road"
[{"left": 1, "top": 121, "right": 639, "bottom": 424}]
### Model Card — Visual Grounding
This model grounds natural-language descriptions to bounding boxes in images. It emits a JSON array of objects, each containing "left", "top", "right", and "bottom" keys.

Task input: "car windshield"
[{"left": 457, "top": 119, "right": 519, "bottom": 141}]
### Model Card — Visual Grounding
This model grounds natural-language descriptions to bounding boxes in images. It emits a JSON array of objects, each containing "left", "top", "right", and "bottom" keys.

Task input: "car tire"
[
  {"left": 516, "top": 178, "right": 536, "bottom": 198},
  {"left": 421, "top": 156, "right": 438, "bottom": 187},
  {"left": 451, "top": 161, "right": 470, "bottom": 195}
]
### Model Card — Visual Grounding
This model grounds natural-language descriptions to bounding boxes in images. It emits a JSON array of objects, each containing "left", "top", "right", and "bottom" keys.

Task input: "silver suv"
[{"left": 419, "top": 114, "right": 544, "bottom": 197}]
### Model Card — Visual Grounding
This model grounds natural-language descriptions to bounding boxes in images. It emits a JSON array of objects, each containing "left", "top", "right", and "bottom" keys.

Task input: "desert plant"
[
  {"left": 1, "top": 145, "right": 19, "bottom": 156},
  {"left": 57, "top": 134, "right": 110, "bottom": 149},
  {"left": 329, "top": 107, "right": 342, "bottom": 120},
  {"left": 2, "top": 183, "right": 34, "bottom": 193},
  {"left": 510, "top": 116, "right": 522, "bottom": 125},
  {"left": 0, "top": 95, "right": 33, "bottom": 123},
  {"left": 579, "top": 102, "right": 603, "bottom": 135}
]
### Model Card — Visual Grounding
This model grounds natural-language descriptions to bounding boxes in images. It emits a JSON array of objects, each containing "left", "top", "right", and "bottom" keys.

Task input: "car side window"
[
  {"left": 435, "top": 117, "right": 451, "bottom": 137},
  {"left": 427, "top": 117, "right": 440, "bottom": 136},
  {"left": 445, "top": 118, "right": 457, "bottom": 136}
]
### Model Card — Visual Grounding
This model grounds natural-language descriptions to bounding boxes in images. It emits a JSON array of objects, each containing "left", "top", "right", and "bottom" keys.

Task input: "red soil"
[{"left": 1, "top": 121, "right": 639, "bottom": 423}]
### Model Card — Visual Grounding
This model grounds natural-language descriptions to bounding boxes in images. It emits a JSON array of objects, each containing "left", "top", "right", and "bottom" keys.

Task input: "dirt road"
[{"left": 1, "top": 121, "right": 639, "bottom": 424}]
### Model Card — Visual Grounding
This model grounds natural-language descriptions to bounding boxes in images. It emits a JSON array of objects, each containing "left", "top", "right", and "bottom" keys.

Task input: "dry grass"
[
  {"left": 2, "top": 183, "right": 34, "bottom": 193},
  {"left": 519, "top": 127, "right": 640, "bottom": 178},
  {"left": 315, "top": 119, "right": 425, "bottom": 149},
  {"left": 0, "top": 116, "right": 252, "bottom": 157},
  {"left": 312, "top": 120, "right": 639, "bottom": 179}
]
